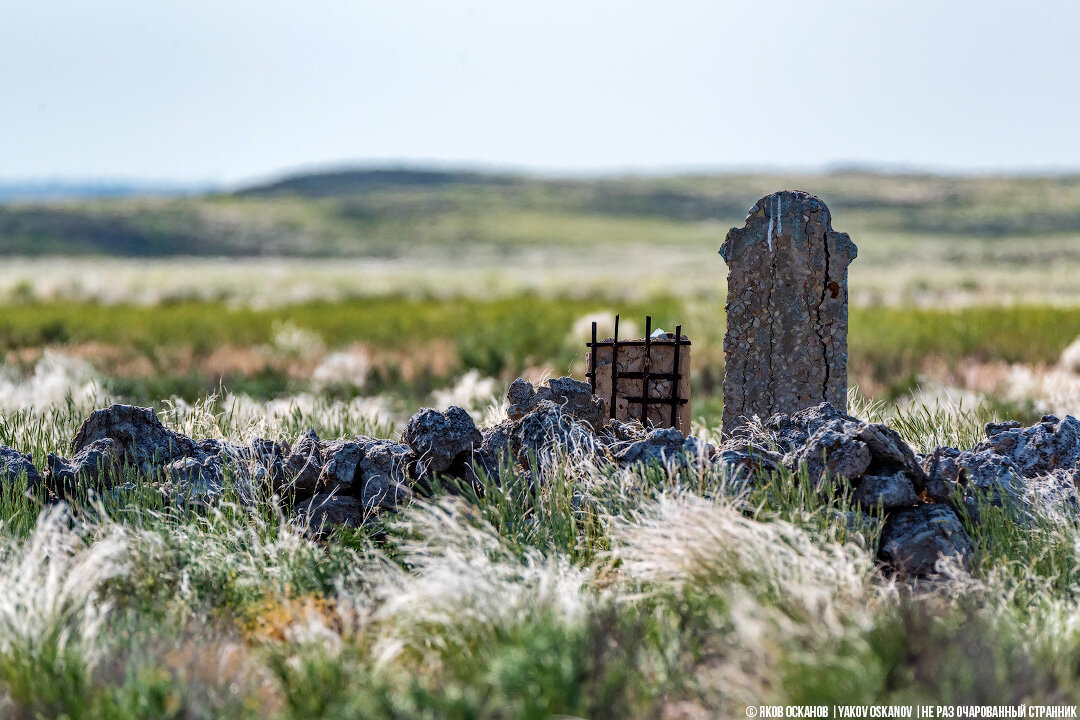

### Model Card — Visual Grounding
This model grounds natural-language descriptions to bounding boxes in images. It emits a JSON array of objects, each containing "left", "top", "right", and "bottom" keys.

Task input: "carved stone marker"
[{"left": 719, "top": 191, "right": 857, "bottom": 434}]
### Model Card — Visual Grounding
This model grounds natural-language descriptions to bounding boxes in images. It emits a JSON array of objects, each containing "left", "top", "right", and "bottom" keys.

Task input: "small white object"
[
  {"left": 766, "top": 208, "right": 774, "bottom": 251},
  {"left": 650, "top": 328, "right": 667, "bottom": 338},
  {"left": 766, "top": 195, "right": 782, "bottom": 252}
]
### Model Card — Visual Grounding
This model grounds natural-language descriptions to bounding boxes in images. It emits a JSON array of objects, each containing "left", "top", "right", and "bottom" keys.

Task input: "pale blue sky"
[{"left": 2, "top": 0, "right": 1078, "bottom": 183}]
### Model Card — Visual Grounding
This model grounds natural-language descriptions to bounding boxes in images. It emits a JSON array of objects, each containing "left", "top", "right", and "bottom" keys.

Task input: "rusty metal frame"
[{"left": 585, "top": 314, "right": 690, "bottom": 427}]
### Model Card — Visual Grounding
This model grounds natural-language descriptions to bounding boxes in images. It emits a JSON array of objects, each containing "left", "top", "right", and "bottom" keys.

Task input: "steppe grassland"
[
  {"left": 5, "top": 172, "right": 1080, "bottom": 413},
  {"left": 3, "top": 236, "right": 1080, "bottom": 307},
  {"left": 6, "top": 171, "right": 1080, "bottom": 307},
  {"left": 0, "top": 388, "right": 1078, "bottom": 718},
  {"left": 2, "top": 172, "right": 1080, "bottom": 715},
  {"left": 2, "top": 274, "right": 1080, "bottom": 423},
  {"left": 0, "top": 282, "right": 1078, "bottom": 714}
]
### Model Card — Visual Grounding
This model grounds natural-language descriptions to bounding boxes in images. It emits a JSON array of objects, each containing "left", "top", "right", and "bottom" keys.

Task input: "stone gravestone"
[{"left": 719, "top": 190, "right": 857, "bottom": 434}]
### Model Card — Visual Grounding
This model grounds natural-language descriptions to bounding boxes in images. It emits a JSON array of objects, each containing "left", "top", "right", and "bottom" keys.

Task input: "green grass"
[
  {"left": 851, "top": 305, "right": 1080, "bottom": 368},
  {"left": 0, "top": 295, "right": 664, "bottom": 356},
  {"left": 2, "top": 296, "right": 1079, "bottom": 407},
  {"left": 0, "top": 397, "right": 1077, "bottom": 716}
]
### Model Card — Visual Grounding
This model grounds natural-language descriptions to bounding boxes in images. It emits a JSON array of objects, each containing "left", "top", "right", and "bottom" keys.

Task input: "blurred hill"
[{"left": 2, "top": 167, "right": 1080, "bottom": 257}]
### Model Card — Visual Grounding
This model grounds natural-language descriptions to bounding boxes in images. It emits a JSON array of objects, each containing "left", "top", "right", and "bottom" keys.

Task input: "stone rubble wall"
[{"left": 3, "top": 378, "right": 1080, "bottom": 578}]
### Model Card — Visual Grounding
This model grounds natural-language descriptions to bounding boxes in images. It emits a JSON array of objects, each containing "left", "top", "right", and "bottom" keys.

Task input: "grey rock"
[
  {"left": 714, "top": 444, "right": 782, "bottom": 490},
  {"left": 510, "top": 400, "right": 598, "bottom": 469},
  {"left": 617, "top": 427, "right": 711, "bottom": 470},
  {"left": 46, "top": 438, "right": 123, "bottom": 495},
  {"left": 318, "top": 440, "right": 364, "bottom": 493},
  {"left": 878, "top": 504, "right": 973, "bottom": 576},
  {"left": 0, "top": 446, "right": 41, "bottom": 491},
  {"left": 720, "top": 192, "right": 858, "bottom": 433},
  {"left": 506, "top": 376, "right": 607, "bottom": 431},
  {"left": 356, "top": 438, "right": 411, "bottom": 511},
  {"left": 785, "top": 424, "right": 871, "bottom": 485},
  {"left": 851, "top": 472, "right": 918, "bottom": 510},
  {"left": 922, "top": 446, "right": 1024, "bottom": 507},
  {"left": 757, "top": 402, "right": 861, "bottom": 453},
  {"left": 976, "top": 414, "right": 1080, "bottom": 478},
  {"left": 401, "top": 406, "right": 483, "bottom": 474},
  {"left": 70, "top": 404, "right": 196, "bottom": 476},
  {"left": 474, "top": 421, "right": 514, "bottom": 480},
  {"left": 281, "top": 429, "right": 323, "bottom": 499},
  {"left": 293, "top": 493, "right": 365, "bottom": 538}
]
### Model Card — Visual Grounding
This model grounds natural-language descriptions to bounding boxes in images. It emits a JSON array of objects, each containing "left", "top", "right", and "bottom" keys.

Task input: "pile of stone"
[
  {"left": 2, "top": 380, "right": 1079, "bottom": 577},
  {"left": 0, "top": 378, "right": 709, "bottom": 538},
  {"left": 739, "top": 403, "right": 1080, "bottom": 575}
]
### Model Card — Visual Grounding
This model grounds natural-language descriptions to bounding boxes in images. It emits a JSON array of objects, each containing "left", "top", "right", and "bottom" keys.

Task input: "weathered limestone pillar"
[{"left": 719, "top": 191, "right": 857, "bottom": 434}]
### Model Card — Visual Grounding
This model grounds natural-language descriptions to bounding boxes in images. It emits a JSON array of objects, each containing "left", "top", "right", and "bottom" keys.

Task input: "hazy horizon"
[{"left": 6, "top": 159, "right": 1080, "bottom": 195}]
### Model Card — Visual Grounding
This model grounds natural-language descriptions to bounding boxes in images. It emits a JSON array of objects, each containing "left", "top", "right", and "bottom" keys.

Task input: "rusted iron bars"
[
  {"left": 585, "top": 314, "right": 690, "bottom": 427},
  {"left": 669, "top": 323, "right": 682, "bottom": 427},
  {"left": 641, "top": 316, "right": 652, "bottom": 423},
  {"left": 609, "top": 314, "right": 620, "bottom": 421}
]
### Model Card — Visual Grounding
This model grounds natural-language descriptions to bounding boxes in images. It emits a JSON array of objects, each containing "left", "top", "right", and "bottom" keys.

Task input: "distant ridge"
[
  {"left": 236, "top": 168, "right": 519, "bottom": 198},
  {"left": 3, "top": 167, "right": 1080, "bottom": 257}
]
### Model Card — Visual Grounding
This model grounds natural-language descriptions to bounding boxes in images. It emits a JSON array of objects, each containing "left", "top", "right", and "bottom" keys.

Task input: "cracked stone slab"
[{"left": 719, "top": 191, "right": 857, "bottom": 434}]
